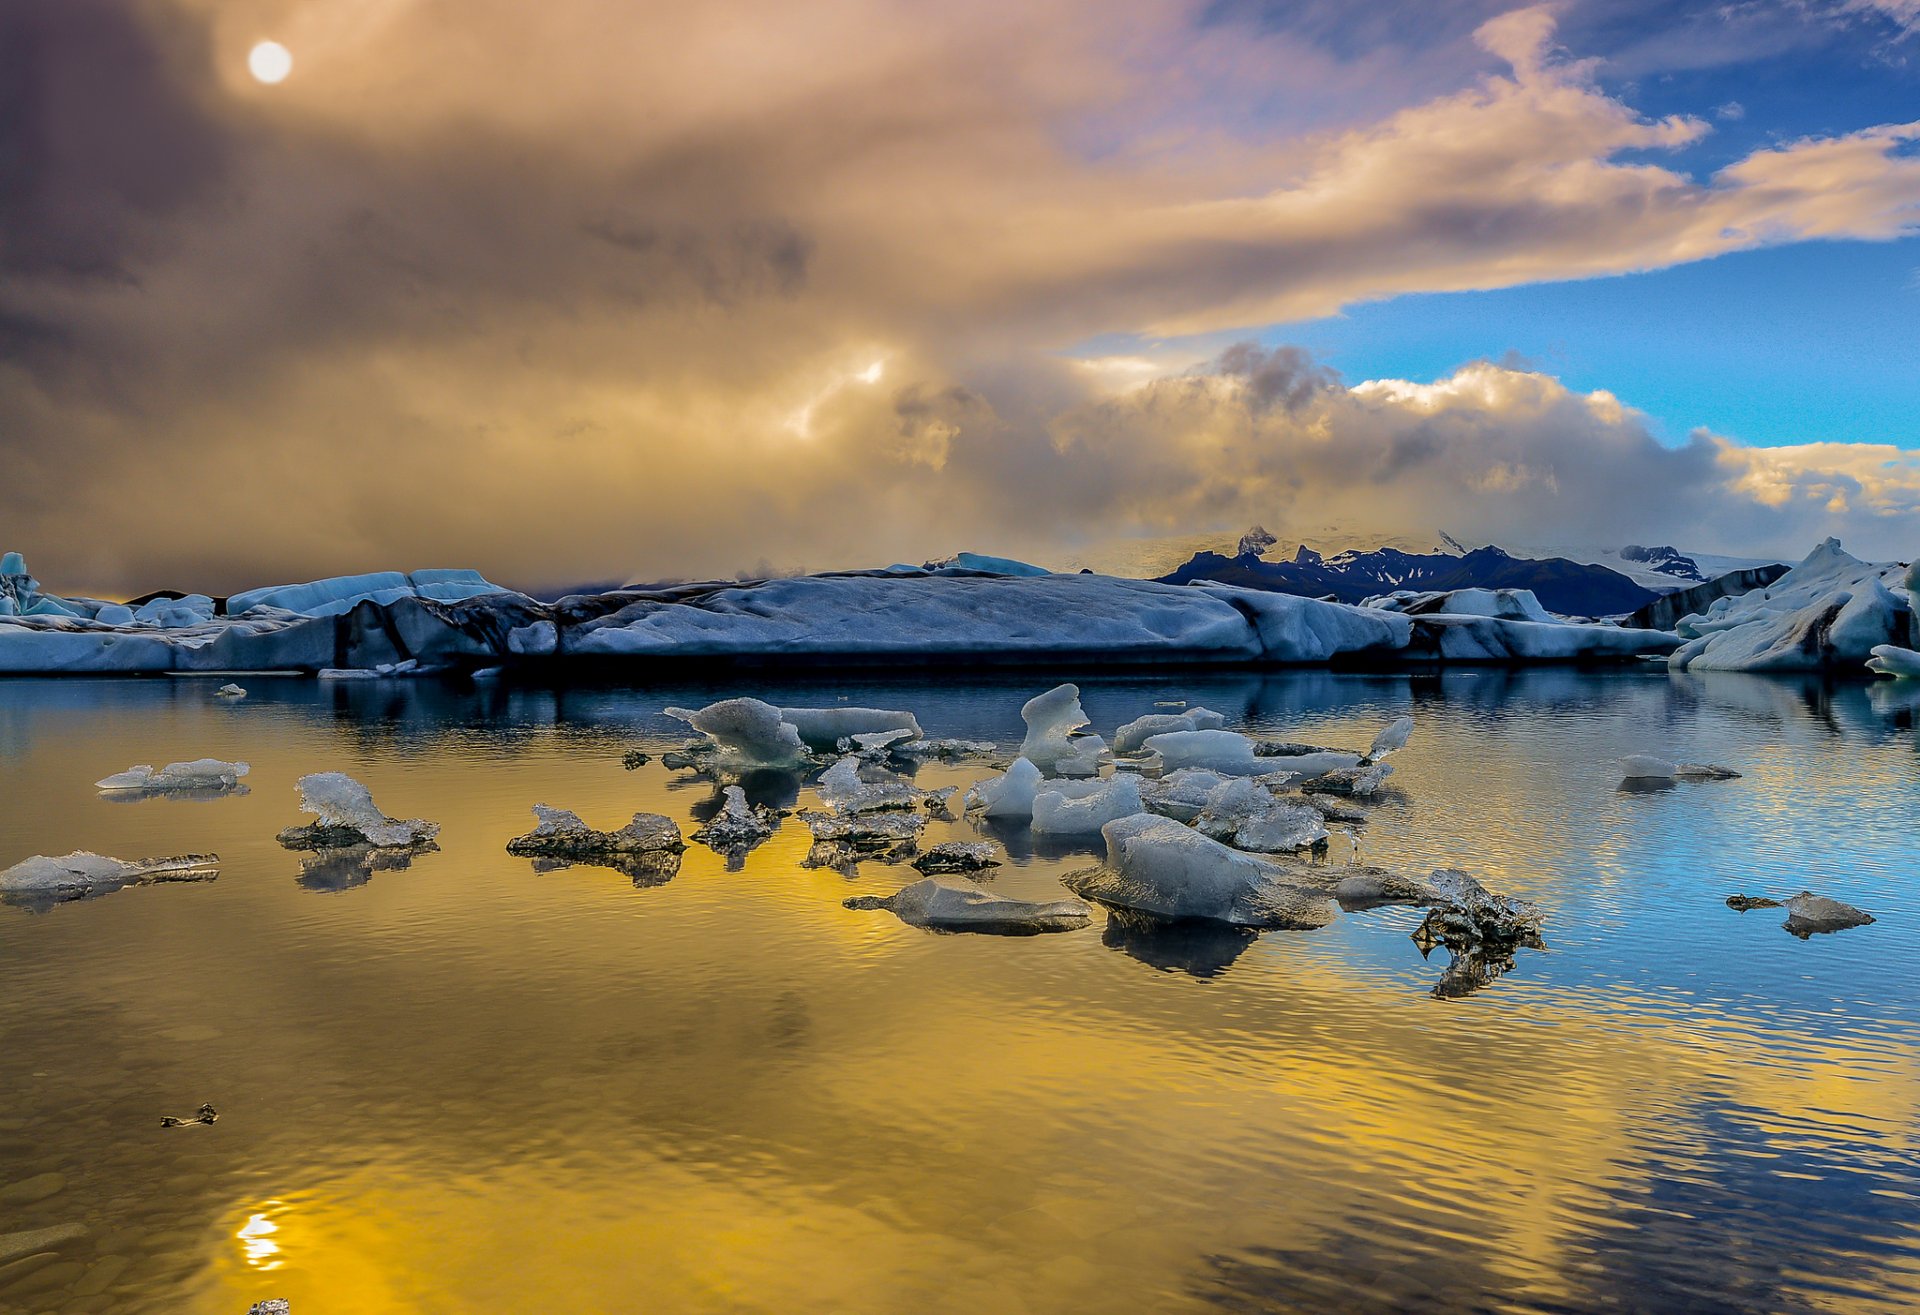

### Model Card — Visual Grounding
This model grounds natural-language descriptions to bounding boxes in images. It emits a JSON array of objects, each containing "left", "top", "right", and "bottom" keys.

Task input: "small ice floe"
[
  {"left": 159, "top": 1103, "right": 218, "bottom": 1129},
  {"left": 1112, "top": 707, "right": 1226, "bottom": 756},
  {"left": 780, "top": 706, "right": 922, "bottom": 748},
  {"left": 318, "top": 659, "right": 421, "bottom": 679},
  {"left": 690, "top": 786, "right": 783, "bottom": 864},
  {"left": 0, "top": 851, "right": 218, "bottom": 909},
  {"left": 840, "top": 728, "right": 917, "bottom": 760},
  {"left": 1301, "top": 795, "right": 1367, "bottom": 825},
  {"left": 964, "top": 757, "right": 1046, "bottom": 819},
  {"left": 1137, "top": 768, "right": 1232, "bottom": 823},
  {"left": 1300, "top": 763, "right": 1393, "bottom": 798},
  {"left": 1867, "top": 644, "right": 1920, "bottom": 678},
  {"left": 896, "top": 738, "right": 997, "bottom": 761},
  {"left": 845, "top": 877, "right": 1091, "bottom": 934},
  {"left": 1145, "top": 730, "right": 1361, "bottom": 782},
  {"left": 1364, "top": 715, "right": 1413, "bottom": 763},
  {"left": 815, "top": 758, "right": 925, "bottom": 814},
  {"left": 1063, "top": 814, "right": 1338, "bottom": 929},
  {"left": 1030, "top": 776, "right": 1144, "bottom": 836},
  {"left": 215, "top": 683, "right": 247, "bottom": 699},
  {"left": 798, "top": 809, "right": 925, "bottom": 858},
  {"left": 95, "top": 758, "right": 250, "bottom": 799},
  {"left": 1017, "top": 684, "right": 1107, "bottom": 777},
  {"left": 911, "top": 842, "right": 1002, "bottom": 876},
  {"left": 1618, "top": 754, "right": 1742, "bottom": 787},
  {"left": 507, "top": 806, "right": 685, "bottom": 865},
  {"left": 276, "top": 773, "right": 440, "bottom": 850},
  {"left": 664, "top": 699, "right": 808, "bottom": 767},
  {"left": 1410, "top": 869, "right": 1545, "bottom": 1000},
  {"left": 1191, "top": 779, "right": 1329, "bottom": 855},
  {"left": 1782, "top": 891, "right": 1875, "bottom": 939},
  {"left": 1725, "top": 894, "right": 1782, "bottom": 912}
]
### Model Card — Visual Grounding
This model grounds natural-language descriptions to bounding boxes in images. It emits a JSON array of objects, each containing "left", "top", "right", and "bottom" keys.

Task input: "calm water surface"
[{"left": 1, "top": 669, "right": 1917, "bottom": 1314}]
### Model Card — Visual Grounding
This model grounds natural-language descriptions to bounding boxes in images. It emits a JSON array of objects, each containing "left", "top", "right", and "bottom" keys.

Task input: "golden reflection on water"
[{"left": 0, "top": 671, "right": 1916, "bottom": 1314}]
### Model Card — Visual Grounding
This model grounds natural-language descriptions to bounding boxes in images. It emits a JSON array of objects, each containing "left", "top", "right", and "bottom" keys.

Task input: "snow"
[
  {"left": 779, "top": 706, "right": 923, "bottom": 746},
  {"left": 844, "top": 877, "right": 1091, "bottom": 933},
  {"left": 965, "top": 757, "right": 1045, "bottom": 818},
  {"left": 1868, "top": 645, "right": 1920, "bottom": 677},
  {"left": 228, "top": 568, "right": 510, "bottom": 618},
  {"left": 1030, "top": 775, "right": 1145, "bottom": 835},
  {"left": 1017, "top": 683, "right": 1107, "bottom": 776},
  {"left": 1531, "top": 544, "right": 1787, "bottom": 593},
  {"left": 665, "top": 698, "right": 808, "bottom": 765},
  {"left": 1668, "top": 539, "right": 1913, "bottom": 672},
  {"left": 96, "top": 758, "right": 250, "bottom": 792},
  {"left": 1063, "top": 814, "right": 1338, "bottom": 928},
  {"left": 1112, "top": 708, "right": 1226, "bottom": 755},
  {"left": 285, "top": 772, "right": 440, "bottom": 848}
]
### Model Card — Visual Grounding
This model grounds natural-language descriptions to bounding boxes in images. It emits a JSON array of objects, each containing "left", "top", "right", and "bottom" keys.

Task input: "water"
[{"left": 1, "top": 669, "right": 1917, "bottom": 1314}]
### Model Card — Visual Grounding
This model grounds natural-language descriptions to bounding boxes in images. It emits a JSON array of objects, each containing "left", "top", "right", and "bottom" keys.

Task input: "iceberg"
[
  {"left": 1017, "top": 683, "right": 1107, "bottom": 777},
  {"left": 664, "top": 698, "right": 808, "bottom": 766},
  {"left": 1363, "top": 587, "right": 1559, "bottom": 624},
  {"left": 844, "top": 877, "right": 1091, "bottom": 934},
  {"left": 1030, "top": 775, "right": 1145, "bottom": 836},
  {"left": 1063, "top": 814, "right": 1339, "bottom": 929},
  {"left": 1112, "top": 707, "right": 1227, "bottom": 756},
  {"left": 1192, "top": 779, "right": 1329, "bottom": 853},
  {"left": 1867, "top": 644, "right": 1920, "bottom": 678},
  {"left": 1668, "top": 539, "right": 1914, "bottom": 672},
  {"left": 277, "top": 773, "right": 440, "bottom": 849},
  {"left": 921, "top": 552, "right": 1053, "bottom": 577},
  {"left": 227, "top": 568, "right": 509, "bottom": 618},
  {"left": 95, "top": 758, "right": 250, "bottom": 795},
  {"left": 964, "top": 757, "right": 1046, "bottom": 819},
  {"left": 0, "top": 851, "right": 218, "bottom": 907},
  {"left": 506, "top": 806, "right": 685, "bottom": 859},
  {"left": 779, "top": 706, "right": 923, "bottom": 747},
  {"left": 798, "top": 810, "right": 926, "bottom": 857}
]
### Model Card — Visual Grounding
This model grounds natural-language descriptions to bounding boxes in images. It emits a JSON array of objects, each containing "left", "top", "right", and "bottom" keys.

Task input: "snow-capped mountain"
[{"left": 1156, "top": 536, "right": 1664, "bottom": 616}]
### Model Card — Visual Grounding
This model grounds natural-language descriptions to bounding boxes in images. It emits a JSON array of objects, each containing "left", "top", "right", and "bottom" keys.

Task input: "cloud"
[{"left": 0, "top": 1, "right": 1917, "bottom": 592}]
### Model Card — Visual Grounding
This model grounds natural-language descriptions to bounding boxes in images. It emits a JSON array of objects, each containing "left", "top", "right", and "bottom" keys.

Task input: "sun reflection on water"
[{"left": 238, "top": 1206, "right": 285, "bottom": 1269}]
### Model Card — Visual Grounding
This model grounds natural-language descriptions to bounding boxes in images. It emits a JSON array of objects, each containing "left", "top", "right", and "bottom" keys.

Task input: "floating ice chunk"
[
  {"left": 691, "top": 786, "right": 782, "bottom": 854},
  {"left": 1018, "top": 683, "right": 1107, "bottom": 776},
  {"left": 1364, "top": 587, "right": 1558, "bottom": 624},
  {"left": 799, "top": 809, "right": 926, "bottom": 852},
  {"left": 215, "top": 683, "right": 247, "bottom": 699},
  {"left": 911, "top": 842, "right": 1002, "bottom": 875},
  {"left": 1411, "top": 868, "right": 1546, "bottom": 999},
  {"left": 1618, "top": 755, "right": 1741, "bottom": 785},
  {"left": 1112, "top": 707, "right": 1227, "bottom": 755},
  {"left": 278, "top": 772, "right": 440, "bottom": 849},
  {"left": 1867, "top": 645, "right": 1920, "bottom": 678},
  {"left": 1064, "top": 814, "right": 1339, "bottom": 928},
  {"left": 1300, "top": 763, "right": 1392, "bottom": 797},
  {"left": 1367, "top": 715, "right": 1412, "bottom": 761},
  {"left": 1258, "top": 750, "right": 1363, "bottom": 783},
  {"left": 780, "top": 706, "right": 923, "bottom": 747},
  {"left": 1138, "top": 768, "right": 1235, "bottom": 822},
  {"left": 1141, "top": 729, "right": 1263, "bottom": 776},
  {"left": 665, "top": 698, "right": 808, "bottom": 765},
  {"left": 1030, "top": 775, "right": 1145, "bottom": 835},
  {"left": 897, "top": 738, "right": 997, "bottom": 760},
  {"left": 816, "top": 757, "right": 926, "bottom": 813},
  {"left": 845, "top": 877, "right": 1090, "bottom": 933},
  {"left": 1193, "top": 779, "right": 1329, "bottom": 853},
  {"left": 1782, "top": 891, "right": 1875, "bottom": 938},
  {"left": 506, "top": 805, "right": 684, "bottom": 859},
  {"left": 0, "top": 851, "right": 218, "bottom": 905},
  {"left": 847, "top": 728, "right": 917, "bottom": 757},
  {"left": 96, "top": 758, "right": 250, "bottom": 793},
  {"left": 965, "top": 757, "right": 1045, "bottom": 819}
]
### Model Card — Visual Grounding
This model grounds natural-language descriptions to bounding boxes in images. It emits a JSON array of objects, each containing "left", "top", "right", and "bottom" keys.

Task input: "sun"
[{"left": 248, "top": 40, "right": 292, "bottom": 85}]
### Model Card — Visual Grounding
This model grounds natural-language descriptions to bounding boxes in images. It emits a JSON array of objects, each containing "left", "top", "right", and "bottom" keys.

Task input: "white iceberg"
[
  {"left": 96, "top": 758, "right": 250, "bottom": 793},
  {"left": 1669, "top": 539, "right": 1914, "bottom": 672},
  {"left": 1017, "top": 683, "right": 1107, "bottom": 777},
  {"left": 1063, "top": 814, "right": 1338, "bottom": 928},
  {"left": 278, "top": 772, "right": 440, "bottom": 849},
  {"left": 1030, "top": 775, "right": 1145, "bottom": 836},
  {"left": 779, "top": 706, "right": 923, "bottom": 747},
  {"left": 664, "top": 698, "right": 809, "bottom": 766},
  {"left": 1867, "top": 644, "right": 1920, "bottom": 678},
  {"left": 964, "top": 757, "right": 1046, "bottom": 819},
  {"left": 1112, "top": 708, "right": 1227, "bottom": 756}
]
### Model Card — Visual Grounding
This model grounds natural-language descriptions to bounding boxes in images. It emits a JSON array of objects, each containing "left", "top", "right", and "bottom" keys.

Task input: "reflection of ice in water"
[{"left": 238, "top": 1209, "right": 282, "bottom": 1269}]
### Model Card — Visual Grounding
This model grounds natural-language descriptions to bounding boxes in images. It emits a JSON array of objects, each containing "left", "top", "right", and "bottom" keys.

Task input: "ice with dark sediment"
[
  {"left": 691, "top": 786, "right": 784, "bottom": 861},
  {"left": 911, "top": 842, "right": 1002, "bottom": 875},
  {"left": 845, "top": 877, "right": 1091, "bottom": 934},
  {"left": 1300, "top": 763, "right": 1393, "bottom": 797},
  {"left": 1192, "top": 779, "right": 1329, "bottom": 853},
  {"left": 506, "top": 806, "right": 685, "bottom": 859},
  {"left": 1782, "top": 891, "right": 1876, "bottom": 938},
  {"left": 276, "top": 773, "right": 440, "bottom": 850},
  {"left": 95, "top": 758, "right": 250, "bottom": 797}
]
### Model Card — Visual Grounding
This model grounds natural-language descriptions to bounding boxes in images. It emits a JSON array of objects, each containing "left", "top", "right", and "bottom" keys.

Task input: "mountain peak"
[{"left": 1235, "top": 525, "right": 1278, "bottom": 559}]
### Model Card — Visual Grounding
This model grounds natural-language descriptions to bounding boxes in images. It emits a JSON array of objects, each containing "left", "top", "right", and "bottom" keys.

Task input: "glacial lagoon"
[{"left": 1, "top": 668, "right": 1917, "bottom": 1314}]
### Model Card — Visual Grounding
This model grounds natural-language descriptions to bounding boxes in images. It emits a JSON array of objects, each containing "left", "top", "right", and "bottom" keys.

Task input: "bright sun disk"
[{"left": 248, "top": 41, "right": 292, "bottom": 85}]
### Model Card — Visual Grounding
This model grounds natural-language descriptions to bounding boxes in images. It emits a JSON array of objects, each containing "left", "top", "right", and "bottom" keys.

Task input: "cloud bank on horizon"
[{"left": 1, "top": 0, "right": 1917, "bottom": 593}]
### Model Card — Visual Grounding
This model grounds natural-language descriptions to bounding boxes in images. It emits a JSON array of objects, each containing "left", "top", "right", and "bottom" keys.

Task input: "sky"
[{"left": 2, "top": 0, "right": 1918, "bottom": 594}]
